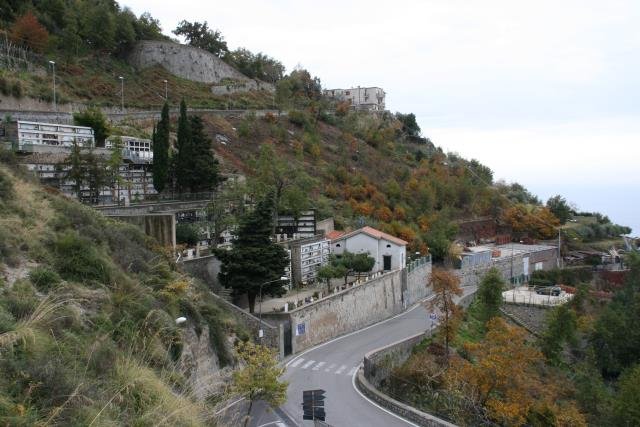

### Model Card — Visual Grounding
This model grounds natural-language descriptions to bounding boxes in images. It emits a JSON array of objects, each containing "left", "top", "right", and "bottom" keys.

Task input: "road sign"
[
  {"left": 429, "top": 313, "right": 438, "bottom": 320},
  {"left": 296, "top": 323, "right": 306, "bottom": 336},
  {"left": 302, "top": 389, "right": 326, "bottom": 421}
]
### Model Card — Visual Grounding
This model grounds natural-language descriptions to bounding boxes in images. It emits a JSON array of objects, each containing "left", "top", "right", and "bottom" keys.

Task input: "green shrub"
[
  {"left": 176, "top": 223, "right": 200, "bottom": 246},
  {"left": 53, "top": 231, "right": 111, "bottom": 284},
  {"left": 29, "top": 267, "right": 62, "bottom": 292},
  {"left": 288, "top": 109, "right": 310, "bottom": 128},
  {"left": 0, "top": 169, "right": 14, "bottom": 203},
  {"left": 0, "top": 304, "right": 15, "bottom": 333},
  {"left": 10, "top": 81, "right": 23, "bottom": 98},
  {"left": 5, "top": 280, "right": 38, "bottom": 319},
  {"left": 200, "top": 303, "right": 232, "bottom": 367},
  {"left": 0, "top": 77, "right": 9, "bottom": 96}
]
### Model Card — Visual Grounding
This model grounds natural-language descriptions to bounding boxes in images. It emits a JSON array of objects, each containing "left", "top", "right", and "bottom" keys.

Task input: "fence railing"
[{"left": 407, "top": 255, "right": 432, "bottom": 273}]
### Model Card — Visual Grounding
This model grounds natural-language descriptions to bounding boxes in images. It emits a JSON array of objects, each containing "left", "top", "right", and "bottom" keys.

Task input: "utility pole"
[
  {"left": 118, "top": 76, "right": 124, "bottom": 112},
  {"left": 49, "top": 60, "right": 57, "bottom": 118},
  {"left": 557, "top": 229, "right": 562, "bottom": 268}
]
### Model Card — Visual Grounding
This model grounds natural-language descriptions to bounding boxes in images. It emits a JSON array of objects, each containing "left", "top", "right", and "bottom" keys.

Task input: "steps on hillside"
[{"left": 217, "top": 288, "right": 233, "bottom": 303}]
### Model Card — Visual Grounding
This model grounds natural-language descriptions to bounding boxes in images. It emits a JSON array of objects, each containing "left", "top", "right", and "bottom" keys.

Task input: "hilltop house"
[
  {"left": 323, "top": 87, "right": 386, "bottom": 111},
  {"left": 329, "top": 226, "right": 407, "bottom": 272}
]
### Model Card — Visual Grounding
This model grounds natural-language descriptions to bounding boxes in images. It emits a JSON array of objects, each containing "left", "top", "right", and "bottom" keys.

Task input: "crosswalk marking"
[
  {"left": 335, "top": 365, "right": 347, "bottom": 374},
  {"left": 290, "top": 358, "right": 304, "bottom": 368},
  {"left": 312, "top": 362, "right": 325, "bottom": 371},
  {"left": 301, "top": 360, "right": 316, "bottom": 369},
  {"left": 347, "top": 366, "right": 358, "bottom": 376},
  {"left": 325, "top": 363, "right": 336, "bottom": 372}
]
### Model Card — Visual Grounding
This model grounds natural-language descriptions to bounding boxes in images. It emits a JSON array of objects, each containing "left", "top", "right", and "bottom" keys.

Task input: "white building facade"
[
  {"left": 323, "top": 87, "right": 386, "bottom": 111},
  {"left": 330, "top": 226, "right": 407, "bottom": 272}
]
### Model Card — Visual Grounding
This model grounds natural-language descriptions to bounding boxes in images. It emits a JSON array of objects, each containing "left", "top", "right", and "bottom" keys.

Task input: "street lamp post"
[
  {"left": 258, "top": 276, "right": 288, "bottom": 340},
  {"left": 118, "top": 76, "right": 124, "bottom": 112},
  {"left": 163, "top": 79, "right": 168, "bottom": 100},
  {"left": 48, "top": 60, "right": 56, "bottom": 116}
]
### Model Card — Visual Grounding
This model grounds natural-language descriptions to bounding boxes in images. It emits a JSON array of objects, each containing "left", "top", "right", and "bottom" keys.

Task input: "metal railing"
[{"left": 407, "top": 255, "right": 432, "bottom": 273}]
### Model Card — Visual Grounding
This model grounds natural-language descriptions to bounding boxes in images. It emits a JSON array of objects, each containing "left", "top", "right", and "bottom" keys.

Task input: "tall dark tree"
[
  {"left": 217, "top": 195, "right": 289, "bottom": 313},
  {"left": 174, "top": 99, "right": 192, "bottom": 191},
  {"left": 66, "top": 141, "right": 84, "bottom": 198},
  {"left": 73, "top": 107, "right": 109, "bottom": 147},
  {"left": 547, "top": 195, "right": 573, "bottom": 225},
  {"left": 152, "top": 103, "right": 170, "bottom": 193},
  {"left": 189, "top": 115, "right": 219, "bottom": 192},
  {"left": 477, "top": 267, "right": 505, "bottom": 324}
]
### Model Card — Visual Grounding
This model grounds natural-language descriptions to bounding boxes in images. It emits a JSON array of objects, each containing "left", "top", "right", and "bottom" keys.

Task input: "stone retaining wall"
[
  {"left": 128, "top": 40, "right": 249, "bottom": 84},
  {"left": 263, "top": 261, "right": 432, "bottom": 354},
  {"left": 356, "top": 370, "right": 455, "bottom": 427},
  {"left": 209, "top": 292, "right": 284, "bottom": 358}
]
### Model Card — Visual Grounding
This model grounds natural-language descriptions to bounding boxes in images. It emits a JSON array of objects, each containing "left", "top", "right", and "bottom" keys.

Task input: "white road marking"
[
  {"left": 301, "top": 360, "right": 315, "bottom": 369},
  {"left": 347, "top": 366, "right": 358, "bottom": 376},
  {"left": 335, "top": 365, "right": 347, "bottom": 374},
  {"left": 325, "top": 363, "right": 336, "bottom": 372},
  {"left": 289, "top": 358, "right": 304, "bottom": 368},
  {"left": 312, "top": 362, "right": 325, "bottom": 371}
]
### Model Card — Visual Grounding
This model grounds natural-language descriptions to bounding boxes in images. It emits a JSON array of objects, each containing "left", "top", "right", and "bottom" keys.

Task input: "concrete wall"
[
  {"left": 209, "top": 292, "right": 284, "bottom": 358},
  {"left": 180, "top": 255, "right": 222, "bottom": 292},
  {"left": 211, "top": 79, "right": 274, "bottom": 95},
  {"left": 113, "top": 214, "right": 176, "bottom": 248},
  {"left": 454, "top": 248, "right": 557, "bottom": 288},
  {"left": 364, "top": 332, "right": 427, "bottom": 388},
  {"left": 263, "top": 261, "right": 432, "bottom": 354},
  {"left": 128, "top": 41, "right": 249, "bottom": 84},
  {"left": 0, "top": 102, "right": 282, "bottom": 125}
]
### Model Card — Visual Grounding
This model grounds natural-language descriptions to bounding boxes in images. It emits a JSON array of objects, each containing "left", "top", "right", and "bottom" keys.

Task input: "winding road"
[{"left": 248, "top": 286, "right": 477, "bottom": 427}]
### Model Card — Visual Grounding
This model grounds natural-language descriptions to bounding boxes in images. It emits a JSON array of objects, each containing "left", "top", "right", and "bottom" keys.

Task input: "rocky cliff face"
[
  {"left": 179, "top": 325, "right": 230, "bottom": 401},
  {"left": 128, "top": 41, "right": 250, "bottom": 84}
]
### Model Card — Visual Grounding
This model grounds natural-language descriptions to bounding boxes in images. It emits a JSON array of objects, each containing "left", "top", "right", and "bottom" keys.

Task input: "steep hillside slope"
[{"left": 0, "top": 154, "right": 247, "bottom": 426}]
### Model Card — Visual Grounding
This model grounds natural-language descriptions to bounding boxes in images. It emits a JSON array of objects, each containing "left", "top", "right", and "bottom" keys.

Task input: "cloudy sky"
[{"left": 123, "top": 0, "right": 640, "bottom": 233}]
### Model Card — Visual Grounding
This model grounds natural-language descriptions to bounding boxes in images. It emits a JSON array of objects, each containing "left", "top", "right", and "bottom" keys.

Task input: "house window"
[
  {"left": 336, "top": 243, "right": 341, "bottom": 247},
  {"left": 345, "top": 91, "right": 350, "bottom": 95},
  {"left": 386, "top": 244, "right": 391, "bottom": 248}
]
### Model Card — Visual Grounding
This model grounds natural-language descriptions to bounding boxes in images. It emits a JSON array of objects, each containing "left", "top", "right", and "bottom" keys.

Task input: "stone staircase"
[{"left": 216, "top": 288, "right": 233, "bottom": 303}]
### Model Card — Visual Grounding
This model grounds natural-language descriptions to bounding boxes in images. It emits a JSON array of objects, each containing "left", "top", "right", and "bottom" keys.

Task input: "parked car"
[{"left": 536, "top": 286, "right": 561, "bottom": 296}]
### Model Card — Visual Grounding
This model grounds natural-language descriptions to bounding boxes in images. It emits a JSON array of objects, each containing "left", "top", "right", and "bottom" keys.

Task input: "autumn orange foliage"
[
  {"left": 502, "top": 204, "right": 560, "bottom": 239},
  {"left": 445, "top": 318, "right": 586, "bottom": 426},
  {"left": 10, "top": 11, "right": 49, "bottom": 53}
]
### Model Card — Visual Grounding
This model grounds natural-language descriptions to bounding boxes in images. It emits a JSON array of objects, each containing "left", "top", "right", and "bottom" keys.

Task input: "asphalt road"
[{"left": 250, "top": 286, "right": 477, "bottom": 427}]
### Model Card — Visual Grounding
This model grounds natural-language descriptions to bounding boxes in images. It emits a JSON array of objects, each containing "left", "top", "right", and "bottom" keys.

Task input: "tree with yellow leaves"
[
  {"left": 427, "top": 268, "right": 463, "bottom": 364},
  {"left": 232, "top": 340, "right": 288, "bottom": 427}
]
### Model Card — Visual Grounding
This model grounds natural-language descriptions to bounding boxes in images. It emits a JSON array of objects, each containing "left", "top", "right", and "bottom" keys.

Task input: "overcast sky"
[{"left": 123, "top": 0, "right": 640, "bottom": 233}]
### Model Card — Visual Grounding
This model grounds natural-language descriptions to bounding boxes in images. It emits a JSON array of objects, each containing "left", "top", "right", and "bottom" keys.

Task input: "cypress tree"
[
  {"left": 152, "top": 102, "right": 170, "bottom": 193},
  {"left": 189, "top": 115, "right": 219, "bottom": 192},
  {"left": 174, "top": 99, "right": 192, "bottom": 191}
]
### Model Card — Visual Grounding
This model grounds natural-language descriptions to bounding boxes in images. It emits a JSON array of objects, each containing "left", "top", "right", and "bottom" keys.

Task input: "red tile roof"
[
  {"left": 326, "top": 230, "right": 346, "bottom": 240},
  {"left": 334, "top": 226, "right": 408, "bottom": 246}
]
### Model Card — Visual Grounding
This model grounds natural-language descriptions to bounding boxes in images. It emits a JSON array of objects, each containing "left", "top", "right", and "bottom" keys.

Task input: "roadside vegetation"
[
  {"left": 386, "top": 260, "right": 640, "bottom": 426},
  {"left": 0, "top": 158, "right": 251, "bottom": 425}
]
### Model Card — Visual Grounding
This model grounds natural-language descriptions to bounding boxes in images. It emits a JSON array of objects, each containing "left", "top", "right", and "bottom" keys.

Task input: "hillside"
[{"left": 0, "top": 156, "right": 248, "bottom": 425}]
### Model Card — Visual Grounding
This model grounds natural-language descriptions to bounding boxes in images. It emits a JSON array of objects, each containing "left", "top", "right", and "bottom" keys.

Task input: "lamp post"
[
  {"left": 48, "top": 60, "right": 56, "bottom": 116},
  {"left": 258, "top": 276, "right": 289, "bottom": 340},
  {"left": 163, "top": 79, "right": 168, "bottom": 100},
  {"left": 118, "top": 76, "right": 124, "bottom": 112}
]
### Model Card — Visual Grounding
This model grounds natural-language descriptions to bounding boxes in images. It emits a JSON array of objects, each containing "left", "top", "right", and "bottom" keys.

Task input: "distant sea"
[{"left": 429, "top": 125, "right": 638, "bottom": 236}]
